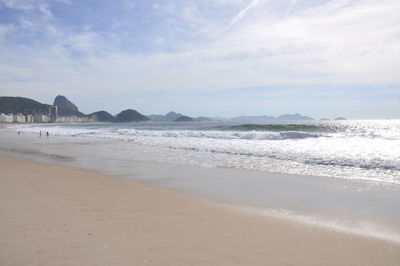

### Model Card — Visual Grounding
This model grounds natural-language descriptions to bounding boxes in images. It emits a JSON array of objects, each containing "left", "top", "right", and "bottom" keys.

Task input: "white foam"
[
  {"left": 239, "top": 206, "right": 400, "bottom": 244},
  {"left": 12, "top": 122, "right": 400, "bottom": 185}
]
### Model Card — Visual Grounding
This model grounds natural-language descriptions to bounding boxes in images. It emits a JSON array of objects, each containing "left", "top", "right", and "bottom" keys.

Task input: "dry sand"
[{"left": 1, "top": 154, "right": 399, "bottom": 266}]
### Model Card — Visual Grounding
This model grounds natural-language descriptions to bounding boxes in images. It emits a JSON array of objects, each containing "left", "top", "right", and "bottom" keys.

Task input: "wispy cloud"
[
  {"left": 0, "top": 0, "right": 37, "bottom": 10},
  {"left": 285, "top": 0, "right": 298, "bottom": 18},
  {"left": 229, "top": 0, "right": 262, "bottom": 27},
  {"left": 0, "top": 0, "right": 399, "bottom": 117}
]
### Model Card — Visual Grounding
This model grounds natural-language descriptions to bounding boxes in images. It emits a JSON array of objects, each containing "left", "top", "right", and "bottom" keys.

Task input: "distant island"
[
  {"left": 148, "top": 111, "right": 211, "bottom": 122},
  {"left": 230, "top": 113, "right": 314, "bottom": 122},
  {"left": 174, "top": 115, "right": 194, "bottom": 122},
  {"left": 320, "top": 117, "right": 347, "bottom": 121},
  {"left": 148, "top": 111, "right": 183, "bottom": 122},
  {"left": 1, "top": 95, "right": 348, "bottom": 124}
]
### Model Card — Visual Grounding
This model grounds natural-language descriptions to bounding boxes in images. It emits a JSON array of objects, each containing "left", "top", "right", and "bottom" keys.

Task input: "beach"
[
  {"left": 2, "top": 0, "right": 399, "bottom": 263},
  {"left": 1, "top": 154, "right": 400, "bottom": 265}
]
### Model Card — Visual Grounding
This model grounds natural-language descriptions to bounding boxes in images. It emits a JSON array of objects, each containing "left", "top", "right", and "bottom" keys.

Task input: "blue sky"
[{"left": 0, "top": 0, "right": 399, "bottom": 118}]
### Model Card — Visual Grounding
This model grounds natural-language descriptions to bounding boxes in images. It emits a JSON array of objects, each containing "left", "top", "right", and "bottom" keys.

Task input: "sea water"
[
  {"left": 11, "top": 120, "right": 400, "bottom": 184},
  {"left": 1, "top": 120, "right": 400, "bottom": 242}
]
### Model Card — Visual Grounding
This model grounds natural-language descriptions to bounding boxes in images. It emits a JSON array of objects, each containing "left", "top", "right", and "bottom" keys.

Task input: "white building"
[
  {"left": 57, "top": 116, "right": 76, "bottom": 123},
  {"left": 13, "top": 113, "right": 26, "bottom": 123},
  {"left": 0, "top": 113, "right": 13, "bottom": 123},
  {"left": 56, "top": 115, "right": 97, "bottom": 123},
  {"left": 33, "top": 114, "right": 49, "bottom": 123}
]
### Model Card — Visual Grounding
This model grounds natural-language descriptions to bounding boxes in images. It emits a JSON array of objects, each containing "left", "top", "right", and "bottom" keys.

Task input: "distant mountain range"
[
  {"left": 148, "top": 111, "right": 183, "bottom": 122},
  {"left": 320, "top": 117, "right": 347, "bottom": 121},
  {"left": 174, "top": 115, "right": 194, "bottom": 122},
  {"left": 230, "top": 113, "right": 314, "bottom": 121},
  {"left": 147, "top": 111, "right": 213, "bottom": 122},
  {"left": 1, "top": 95, "right": 348, "bottom": 123},
  {"left": 0, "top": 96, "right": 86, "bottom": 118},
  {"left": 146, "top": 112, "right": 315, "bottom": 122},
  {"left": 0, "top": 96, "right": 149, "bottom": 123}
]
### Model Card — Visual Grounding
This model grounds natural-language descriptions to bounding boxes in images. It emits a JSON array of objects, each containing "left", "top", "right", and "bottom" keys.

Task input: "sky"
[{"left": 0, "top": 0, "right": 399, "bottom": 119}]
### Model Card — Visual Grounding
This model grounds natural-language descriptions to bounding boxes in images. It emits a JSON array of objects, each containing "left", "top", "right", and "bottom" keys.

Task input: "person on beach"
[{"left": 46, "top": 131, "right": 49, "bottom": 137}]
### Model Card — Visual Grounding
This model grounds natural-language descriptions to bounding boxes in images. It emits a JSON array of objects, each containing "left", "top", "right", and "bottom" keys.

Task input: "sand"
[{"left": 1, "top": 154, "right": 399, "bottom": 266}]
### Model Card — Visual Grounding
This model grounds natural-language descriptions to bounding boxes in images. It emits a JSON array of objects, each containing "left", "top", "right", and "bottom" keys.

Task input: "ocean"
[
  {"left": 11, "top": 119, "right": 400, "bottom": 184},
  {"left": 1, "top": 119, "right": 400, "bottom": 242}
]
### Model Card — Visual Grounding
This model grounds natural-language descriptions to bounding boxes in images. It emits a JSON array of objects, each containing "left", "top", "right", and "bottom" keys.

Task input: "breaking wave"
[{"left": 13, "top": 120, "right": 400, "bottom": 184}]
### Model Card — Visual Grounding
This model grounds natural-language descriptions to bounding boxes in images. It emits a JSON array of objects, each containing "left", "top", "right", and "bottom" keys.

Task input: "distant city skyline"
[{"left": 0, "top": 0, "right": 399, "bottom": 119}]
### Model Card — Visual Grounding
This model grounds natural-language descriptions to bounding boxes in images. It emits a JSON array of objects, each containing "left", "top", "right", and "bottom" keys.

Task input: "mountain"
[
  {"left": 0, "top": 95, "right": 85, "bottom": 118},
  {"left": 229, "top": 113, "right": 314, "bottom": 122},
  {"left": 174, "top": 115, "right": 194, "bottom": 122},
  {"left": 89, "top": 111, "right": 114, "bottom": 122},
  {"left": 0, "top": 96, "right": 50, "bottom": 114},
  {"left": 54, "top": 95, "right": 78, "bottom": 111},
  {"left": 276, "top": 113, "right": 314, "bottom": 120},
  {"left": 194, "top": 116, "right": 214, "bottom": 122},
  {"left": 334, "top": 117, "right": 347, "bottom": 120},
  {"left": 114, "top": 109, "right": 149, "bottom": 122},
  {"left": 230, "top": 115, "right": 275, "bottom": 122},
  {"left": 53, "top": 95, "right": 85, "bottom": 117},
  {"left": 148, "top": 111, "right": 183, "bottom": 122}
]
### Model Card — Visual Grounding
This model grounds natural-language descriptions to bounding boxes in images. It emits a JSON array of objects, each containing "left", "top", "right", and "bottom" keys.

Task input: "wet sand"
[{"left": 1, "top": 154, "right": 399, "bottom": 265}]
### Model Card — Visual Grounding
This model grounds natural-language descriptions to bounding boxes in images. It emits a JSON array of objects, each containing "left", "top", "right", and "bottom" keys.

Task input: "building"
[
  {"left": 33, "top": 114, "right": 50, "bottom": 123},
  {"left": 25, "top": 114, "right": 33, "bottom": 123},
  {"left": 56, "top": 115, "right": 97, "bottom": 123},
  {"left": 49, "top": 105, "right": 58, "bottom": 123},
  {"left": 13, "top": 113, "right": 26, "bottom": 123},
  {"left": 0, "top": 113, "right": 13, "bottom": 123}
]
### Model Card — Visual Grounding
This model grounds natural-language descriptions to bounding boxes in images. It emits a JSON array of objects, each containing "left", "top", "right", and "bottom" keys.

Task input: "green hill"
[
  {"left": 114, "top": 109, "right": 149, "bottom": 122},
  {"left": 0, "top": 96, "right": 50, "bottom": 114},
  {"left": 1, "top": 96, "right": 150, "bottom": 123},
  {"left": 174, "top": 115, "right": 194, "bottom": 122},
  {"left": 89, "top": 111, "right": 115, "bottom": 122}
]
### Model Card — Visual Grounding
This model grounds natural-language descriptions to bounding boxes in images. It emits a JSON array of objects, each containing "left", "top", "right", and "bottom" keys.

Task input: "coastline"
[
  {"left": 1, "top": 126, "right": 400, "bottom": 242},
  {"left": 1, "top": 154, "right": 399, "bottom": 265}
]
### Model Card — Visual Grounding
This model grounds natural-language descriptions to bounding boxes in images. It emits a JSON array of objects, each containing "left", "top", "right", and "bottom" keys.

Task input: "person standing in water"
[
  {"left": 39, "top": 131, "right": 42, "bottom": 137},
  {"left": 46, "top": 131, "right": 49, "bottom": 137}
]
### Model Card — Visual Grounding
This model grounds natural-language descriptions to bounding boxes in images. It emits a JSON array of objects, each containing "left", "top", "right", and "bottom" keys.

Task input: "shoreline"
[
  {"left": 1, "top": 154, "right": 400, "bottom": 265},
  {"left": 1, "top": 126, "right": 400, "bottom": 245}
]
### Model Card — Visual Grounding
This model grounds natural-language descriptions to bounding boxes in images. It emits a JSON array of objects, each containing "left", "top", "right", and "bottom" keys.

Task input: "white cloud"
[
  {"left": 1, "top": 0, "right": 58, "bottom": 20},
  {"left": 37, "top": 3, "right": 53, "bottom": 19},
  {"left": 0, "top": 0, "right": 399, "bottom": 100},
  {"left": 229, "top": 0, "right": 262, "bottom": 27},
  {"left": 65, "top": 32, "right": 99, "bottom": 54},
  {"left": 0, "top": 0, "right": 37, "bottom": 10}
]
